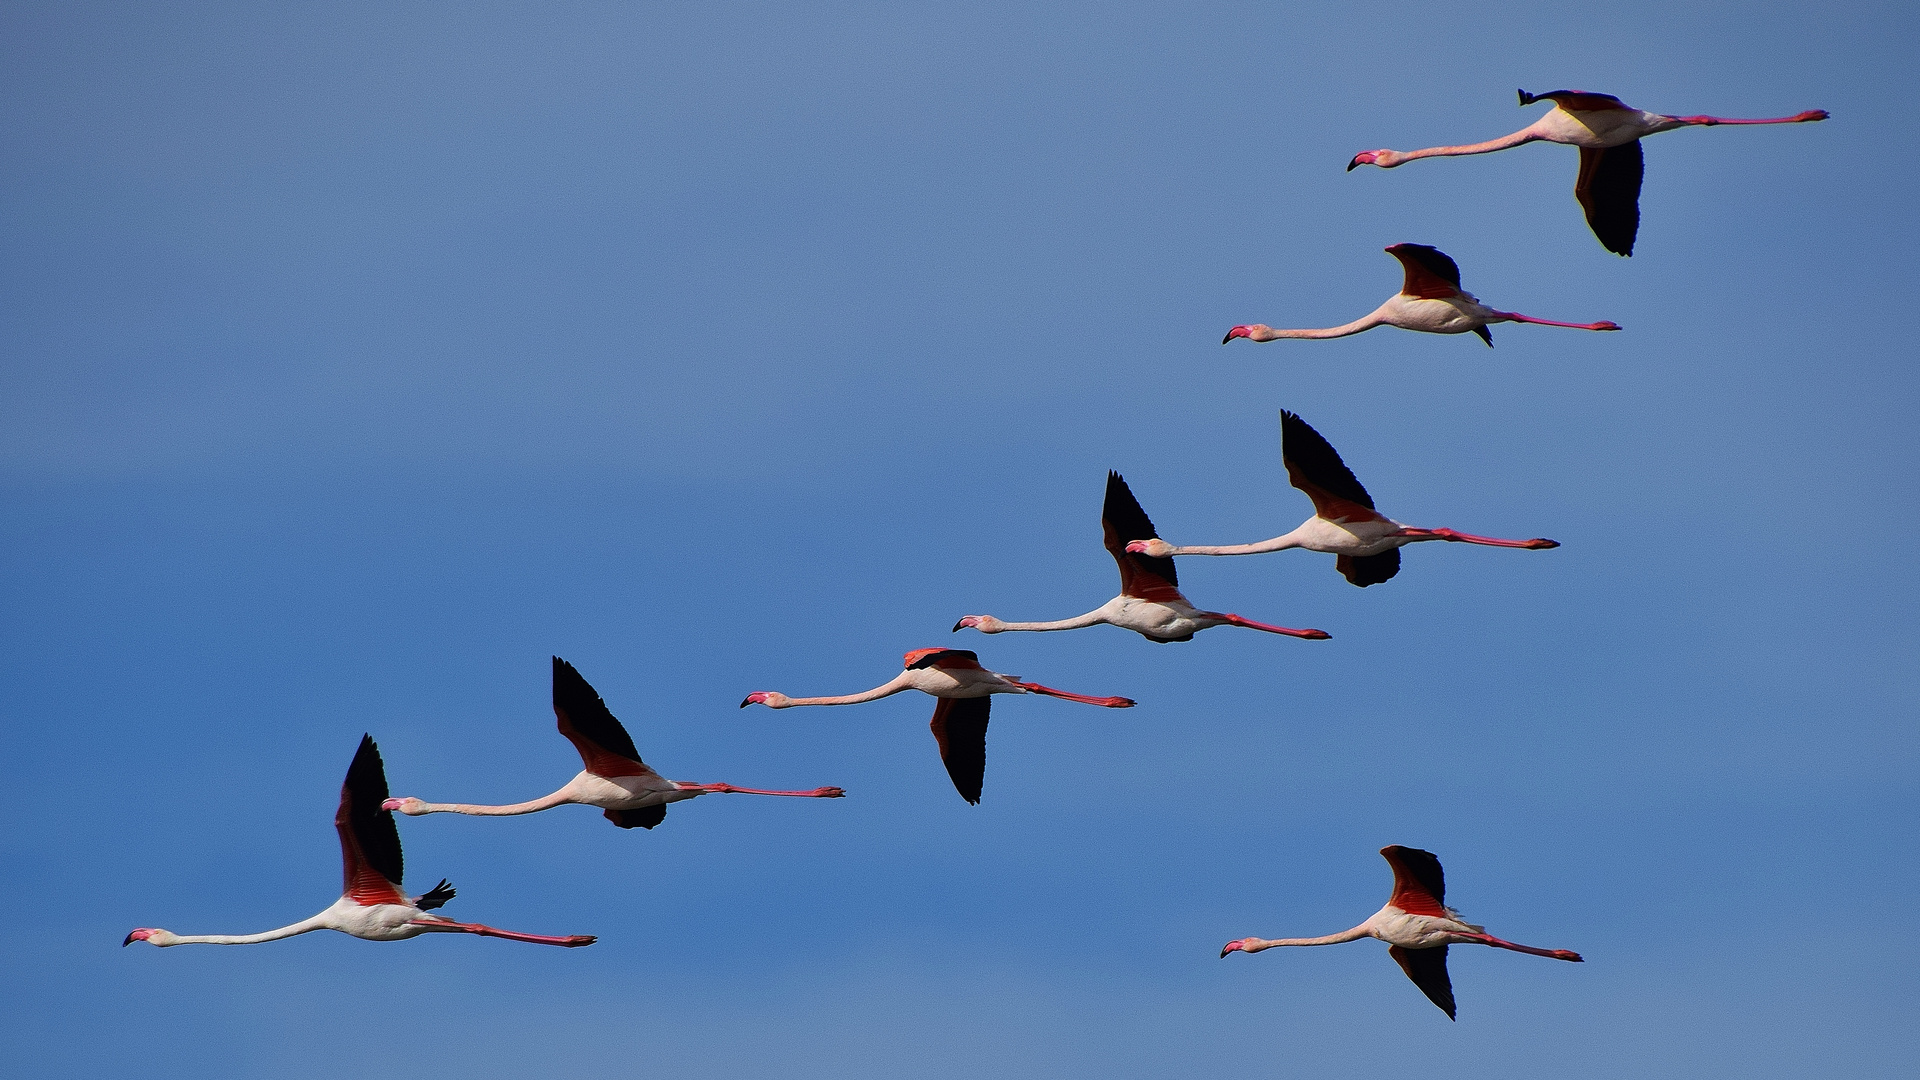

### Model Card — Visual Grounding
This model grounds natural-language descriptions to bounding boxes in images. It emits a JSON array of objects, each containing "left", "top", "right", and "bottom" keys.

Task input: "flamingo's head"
[
  {"left": 1346, "top": 149, "right": 1405, "bottom": 170},
  {"left": 740, "top": 691, "right": 791, "bottom": 708},
  {"left": 1222, "top": 324, "right": 1275, "bottom": 344},
  {"left": 381, "top": 797, "right": 428, "bottom": 815},
  {"left": 123, "top": 928, "right": 177, "bottom": 947},
  {"left": 951, "top": 615, "right": 1002, "bottom": 634},
  {"left": 1220, "top": 938, "right": 1253, "bottom": 958},
  {"left": 1126, "top": 539, "right": 1174, "bottom": 558}
]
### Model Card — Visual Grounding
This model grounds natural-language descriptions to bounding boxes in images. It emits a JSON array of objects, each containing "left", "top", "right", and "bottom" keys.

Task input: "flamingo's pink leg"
[
  {"left": 1456, "top": 932, "right": 1582, "bottom": 961},
  {"left": 1398, "top": 528, "right": 1559, "bottom": 550},
  {"left": 678, "top": 783, "right": 845, "bottom": 798},
  {"left": 1007, "top": 680, "right": 1136, "bottom": 708},
  {"left": 413, "top": 920, "right": 596, "bottom": 947},
  {"left": 1676, "top": 110, "right": 1827, "bottom": 125},
  {"left": 1497, "top": 312, "right": 1620, "bottom": 331},
  {"left": 1210, "top": 613, "right": 1330, "bottom": 640}
]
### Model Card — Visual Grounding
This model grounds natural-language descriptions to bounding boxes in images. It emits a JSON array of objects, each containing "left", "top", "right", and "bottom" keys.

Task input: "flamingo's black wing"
[
  {"left": 1384, "top": 243, "right": 1463, "bottom": 299},
  {"left": 929, "top": 696, "right": 991, "bottom": 805},
  {"left": 1102, "top": 472, "right": 1180, "bottom": 601},
  {"left": 1389, "top": 944, "right": 1457, "bottom": 1019},
  {"left": 604, "top": 804, "right": 668, "bottom": 830},
  {"left": 1575, "top": 141, "right": 1643, "bottom": 257},
  {"left": 1336, "top": 550, "right": 1400, "bottom": 587},
  {"left": 337, "top": 735, "right": 409, "bottom": 905},
  {"left": 553, "top": 656, "right": 655, "bottom": 779}
]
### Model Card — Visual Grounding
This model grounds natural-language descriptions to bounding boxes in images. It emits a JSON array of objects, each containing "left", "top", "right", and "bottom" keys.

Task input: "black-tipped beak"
[
  {"left": 1345, "top": 157, "right": 1361, "bottom": 172},
  {"left": 951, "top": 619, "right": 966, "bottom": 632},
  {"left": 738, "top": 697, "right": 752, "bottom": 708},
  {"left": 1221, "top": 332, "right": 1234, "bottom": 344},
  {"left": 122, "top": 933, "right": 138, "bottom": 946}
]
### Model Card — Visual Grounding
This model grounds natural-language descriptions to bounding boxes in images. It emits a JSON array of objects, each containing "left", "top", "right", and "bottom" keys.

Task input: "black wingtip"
[
  {"left": 1473, "top": 325, "right": 1493, "bottom": 347},
  {"left": 1517, "top": 88, "right": 1535, "bottom": 106}
]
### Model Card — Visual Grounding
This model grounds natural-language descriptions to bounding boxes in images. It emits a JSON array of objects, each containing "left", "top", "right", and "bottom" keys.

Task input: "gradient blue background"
[{"left": 3, "top": 3, "right": 1913, "bottom": 1077}]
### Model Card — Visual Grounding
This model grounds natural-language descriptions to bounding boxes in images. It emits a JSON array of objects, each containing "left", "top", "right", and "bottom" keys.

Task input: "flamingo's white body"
[
  {"left": 1131, "top": 412, "right": 1557, "bottom": 586},
  {"left": 1222, "top": 846, "right": 1581, "bottom": 1019},
  {"left": 1348, "top": 90, "right": 1828, "bottom": 255},
  {"left": 385, "top": 658, "right": 843, "bottom": 830},
  {"left": 954, "top": 472, "right": 1330, "bottom": 643},
  {"left": 742, "top": 648, "right": 1133, "bottom": 804},
  {"left": 124, "top": 735, "right": 595, "bottom": 949},
  {"left": 1225, "top": 244, "right": 1617, "bottom": 347}
]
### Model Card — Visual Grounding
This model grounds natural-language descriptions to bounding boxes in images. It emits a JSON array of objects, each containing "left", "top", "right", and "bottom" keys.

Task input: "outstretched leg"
[
  {"left": 1676, "top": 110, "right": 1827, "bottom": 126},
  {"left": 1493, "top": 311, "right": 1620, "bottom": 331},
  {"left": 413, "top": 920, "right": 596, "bottom": 947},
  {"left": 1398, "top": 527, "right": 1558, "bottom": 549},
  {"left": 1208, "top": 613, "right": 1331, "bottom": 640},
  {"left": 1455, "top": 931, "right": 1582, "bottom": 961},
  {"left": 676, "top": 783, "right": 845, "bottom": 797},
  {"left": 1006, "top": 680, "right": 1135, "bottom": 708}
]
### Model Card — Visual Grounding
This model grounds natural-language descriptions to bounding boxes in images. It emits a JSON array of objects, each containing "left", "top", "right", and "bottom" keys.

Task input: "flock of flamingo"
[{"left": 124, "top": 88, "right": 1826, "bottom": 1021}]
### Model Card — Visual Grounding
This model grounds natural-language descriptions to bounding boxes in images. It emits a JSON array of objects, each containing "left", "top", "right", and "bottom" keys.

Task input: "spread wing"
[
  {"left": 1102, "top": 472, "right": 1181, "bottom": 602},
  {"left": 1575, "top": 141, "right": 1643, "bottom": 257},
  {"left": 906, "top": 648, "right": 981, "bottom": 671},
  {"left": 1381, "top": 845, "right": 1448, "bottom": 916},
  {"left": 1280, "top": 411, "right": 1378, "bottom": 521},
  {"left": 1336, "top": 550, "right": 1401, "bottom": 587},
  {"left": 553, "top": 657, "right": 657, "bottom": 779},
  {"left": 1389, "top": 945, "right": 1457, "bottom": 1019},
  {"left": 1385, "top": 244, "right": 1463, "bottom": 300},
  {"left": 337, "top": 735, "right": 409, "bottom": 906},
  {"left": 929, "top": 696, "right": 991, "bottom": 805}
]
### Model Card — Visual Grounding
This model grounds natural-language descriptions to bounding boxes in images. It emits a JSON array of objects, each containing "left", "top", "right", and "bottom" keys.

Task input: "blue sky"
[{"left": 2, "top": 2, "right": 1913, "bottom": 1077}]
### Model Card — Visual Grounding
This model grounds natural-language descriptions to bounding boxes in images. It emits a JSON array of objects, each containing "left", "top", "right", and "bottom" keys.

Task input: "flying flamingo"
[
  {"left": 1223, "top": 244, "right": 1618, "bottom": 347},
  {"left": 1221, "top": 845, "right": 1582, "bottom": 1019},
  {"left": 1348, "top": 89, "right": 1828, "bottom": 256},
  {"left": 1129, "top": 411, "right": 1557, "bottom": 587},
  {"left": 124, "top": 735, "right": 595, "bottom": 949},
  {"left": 953, "top": 472, "right": 1331, "bottom": 643},
  {"left": 741, "top": 647, "right": 1133, "bottom": 804},
  {"left": 384, "top": 657, "right": 845, "bottom": 830}
]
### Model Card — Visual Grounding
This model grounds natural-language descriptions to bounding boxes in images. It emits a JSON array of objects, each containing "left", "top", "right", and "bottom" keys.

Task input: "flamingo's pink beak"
[
  {"left": 1346, "top": 151, "right": 1379, "bottom": 171},
  {"left": 740, "top": 692, "right": 770, "bottom": 708},
  {"left": 1222, "top": 326, "right": 1253, "bottom": 345},
  {"left": 1125, "top": 541, "right": 1149, "bottom": 553},
  {"left": 952, "top": 616, "right": 980, "bottom": 632},
  {"left": 1220, "top": 939, "right": 1247, "bottom": 958},
  {"left": 123, "top": 929, "right": 153, "bottom": 946},
  {"left": 381, "top": 798, "right": 405, "bottom": 811}
]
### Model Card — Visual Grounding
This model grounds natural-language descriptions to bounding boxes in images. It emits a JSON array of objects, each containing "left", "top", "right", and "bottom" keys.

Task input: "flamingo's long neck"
[
  {"left": 1253, "top": 310, "right": 1388, "bottom": 340},
  {"left": 1165, "top": 530, "right": 1306, "bottom": 557},
  {"left": 1398, "top": 127, "right": 1541, "bottom": 162},
  {"left": 982, "top": 610, "right": 1108, "bottom": 633},
  {"left": 409, "top": 790, "right": 574, "bottom": 816},
  {"left": 161, "top": 914, "right": 332, "bottom": 945},
  {"left": 1248, "top": 924, "right": 1373, "bottom": 950},
  {"left": 782, "top": 673, "right": 915, "bottom": 706}
]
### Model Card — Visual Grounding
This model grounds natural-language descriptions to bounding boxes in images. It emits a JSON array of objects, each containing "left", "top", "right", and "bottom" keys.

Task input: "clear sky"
[{"left": 3, "top": 3, "right": 1914, "bottom": 1077}]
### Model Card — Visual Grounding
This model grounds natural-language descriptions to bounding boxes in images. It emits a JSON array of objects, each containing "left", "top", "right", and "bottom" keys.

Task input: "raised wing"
[
  {"left": 1519, "top": 89, "right": 1630, "bottom": 112},
  {"left": 1336, "top": 550, "right": 1401, "bottom": 587},
  {"left": 929, "top": 696, "right": 991, "bottom": 805},
  {"left": 1385, "top": 243, "right": 1463, "bottom": 300},
  {"left": 1102, "top": 472, "right": 1181, "bottom": 602},
  {"left": 553, "top": 657, "right": 656, "bottom": 779},
  {"left": 1381, "top": 844, "right": 1448, "bottom": 917},
  {"left": 905, "top": 648, "right": 982, "bottom": 671},
  {"left": 1280, "top": 411, "right": 1379, "bottom": 524},
  {"left": 1575, "top": 141, "right": 1643, "bottom": 257},
  {"left": 1389, "top": 945, "right": 1457, "bottom": 1019},
  {"left": 337, "top": 735, "right": 409, "bottom": 907}
]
